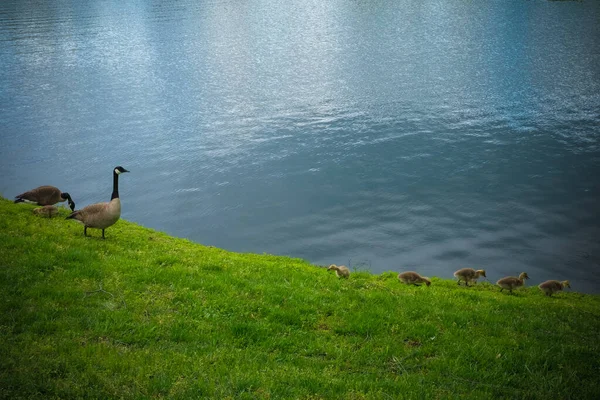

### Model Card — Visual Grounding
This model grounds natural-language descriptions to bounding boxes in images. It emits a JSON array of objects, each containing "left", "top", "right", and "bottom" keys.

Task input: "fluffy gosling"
[
  {"left": 398, "top": 271, "right": 431, "bottom": 286},
  {"left": 327, "top": 264, "right": 350, "bottom": 279},
  {"left": 538, "top": 280, "right": 570, "bottom": 297},
  {"left": 453, "top": 268, "right": 486, "bottom": 286},
  {"left": 496, "top": 272, "right": 530, "bottom": 293},
  {"left": 33, "top": 205, "right": 59, "bottom": 218}
]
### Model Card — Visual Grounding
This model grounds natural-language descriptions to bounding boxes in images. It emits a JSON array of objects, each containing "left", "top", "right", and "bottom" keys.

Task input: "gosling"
[
  {"left": 538, "top": 280, "right": 570, "bottom": 297},
  {"left": 398, "top": 271, "right": 431, "bottom": 286},
  {"left": 453, "top": 268, "right": 486, "bottom": 286},
  {"left": 33, "top": 205, "right": 59, "bottom": 218},
  {"left": 496, "top": 272, "right": 530, "bottom": 293},
  {"left": 327, "top": 264, "right": 350, "bottom": 279}
]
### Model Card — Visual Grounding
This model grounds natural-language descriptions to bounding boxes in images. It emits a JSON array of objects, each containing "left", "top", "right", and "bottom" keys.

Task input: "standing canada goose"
[
  {"left": 398, "top": 271, "right": 431, "bottom": 286},
  {"left": 453, "top": 268, "right": 486, "bottom": 286},
  {"left": 538, "top": 280, "right": 571, "bottom": 297},
  {"left": 33, "top": 205, "right": 59, "bottom": 218},
  {"left": 496, "top": 272, "right": 529, "bottom": 293},
  {"left": 15, "top": 185, "right": 75, "bottom": 211},
  {"left": 66, "top": 166, "right": 129, "bottom": 239},
  {"left": 327, "top": 264, "right": 350, "bottom": 279}
]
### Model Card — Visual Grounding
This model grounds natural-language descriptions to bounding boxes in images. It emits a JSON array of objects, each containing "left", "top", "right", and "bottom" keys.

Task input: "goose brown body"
[
  {"left": 327, "top": 264, "right": 350, "bottom": 279},
  {"left": 496, "top": 272, "right": 529, "bottom": 293},
  {"left": 453, "top": 268, "right": 486, "bottom": 286},
  {"left": 15, "top": 185, "right": 75, "bottom": 211},
  {"left": 538, "top": 280, "right": 570, "bottom": 296},
  {"left": 68, "top": 199, "right": 121, "bottom": 230},
  {"left": 398, "top": 271, "right": 431, "bottom": 286}
]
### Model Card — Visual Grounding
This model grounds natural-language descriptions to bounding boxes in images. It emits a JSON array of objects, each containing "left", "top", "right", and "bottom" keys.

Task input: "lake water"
[{"left": 1, "top": 0, "right": 599, "bottom": 293}]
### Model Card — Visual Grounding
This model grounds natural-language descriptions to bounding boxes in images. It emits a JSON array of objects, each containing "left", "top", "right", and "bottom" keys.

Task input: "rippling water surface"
[{"left": 1, "top": 0, "right": 599, "bottom": 292}]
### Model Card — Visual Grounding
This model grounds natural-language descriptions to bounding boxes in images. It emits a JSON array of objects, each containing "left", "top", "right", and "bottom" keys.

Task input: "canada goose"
[
  {"left": 66, "top": 166, "right": 129, "bottom": 238},
  {"left": 496, "top": 272, "right": 530, "bottom": 293},
  {"left": 33, "top": 205, "right": 59, "bottom": 218},
  {"left": 398, "top": 271, "right": 431, "bottom": 286},
  {"left": 453, "top": 268, "right": 486, "bottom": 286},
  {"left": 327, "top": 264, "right": 350, "bottom": 279},
  {"left": 538, "top": 280, "right": 570, "bottom": 296},
  {"left": 15, "top": 185, "right": 75, "bottom": 211}
]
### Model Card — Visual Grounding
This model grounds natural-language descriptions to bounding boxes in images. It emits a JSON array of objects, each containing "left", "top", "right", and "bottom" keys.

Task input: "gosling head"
[
  {"left": 519, "top": 272, "right": 530, "bottom": 281},
  {"left": 327, "top": 264, "right": 338, "bottom": 271},
  {"left": 562, "top": 280, "right": 571, "bottom": 289},
  {"left": 477, "top": 269, "right": 487, "bottom": 278},
  {"left": 423, "top": 277, "right": 432, "bottom": 286},
  {"left": 114, "top": 166, "right": 130, "bottom": 175}
]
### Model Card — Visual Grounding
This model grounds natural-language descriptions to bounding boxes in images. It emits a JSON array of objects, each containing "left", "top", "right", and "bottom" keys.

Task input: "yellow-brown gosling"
[
  {"left": 453, "top": 268, "right": 486, "bottom": 286},
  {"left": 496, "top": 272, "right": 530, "bottom": 293},
  {"left": 398, "top": 271, "right": 431, "bottom": 286},
  {"left": 327, "top": 264, "right": 350, "bottom": 279},
  {"left": 15, "top": 185, "right": 75, "bottom": 211},
  {"left": 66, "top": 166, "right": 129, "bottom": 239},
  {"left": 538, "top": 280, "right": 570, "bottom": 296},
  {"left": 33, "top": 205, "right": 59, "bottom": 218}
]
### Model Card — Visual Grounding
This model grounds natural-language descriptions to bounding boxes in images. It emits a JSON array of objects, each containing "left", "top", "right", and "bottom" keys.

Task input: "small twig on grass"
[
  {"left": 83, "top": 283, "right": 127, "bottom": 308},
  {"left": 84, "top": 283, "right": 113, "bottom": 299}
]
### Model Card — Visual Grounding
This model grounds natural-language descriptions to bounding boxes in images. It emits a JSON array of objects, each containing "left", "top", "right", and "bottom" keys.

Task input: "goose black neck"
[{"left": 111, "top": 171, "right": 120, "bottom": 200}]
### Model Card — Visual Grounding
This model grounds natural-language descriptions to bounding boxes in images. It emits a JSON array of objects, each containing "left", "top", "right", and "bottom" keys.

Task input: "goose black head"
[
  {"left": 61, "top": 192, "right": 75, "bottom": 211},
  {"left": 114, "top": 166, "right": 130, "bottom": 175}
]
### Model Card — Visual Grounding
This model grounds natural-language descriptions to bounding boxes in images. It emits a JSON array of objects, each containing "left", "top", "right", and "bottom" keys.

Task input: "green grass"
[{"left": 1, "top": 197, "right": 599, "bottom": 399}]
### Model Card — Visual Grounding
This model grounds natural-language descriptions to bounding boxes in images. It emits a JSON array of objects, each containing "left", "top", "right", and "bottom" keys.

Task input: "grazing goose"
[
  {"left": 538, "top": 280, "right": 570, "bottom": 297},
  {"left": 66, "top": 166, "right": 129, "bottom": 239},
  {"left": 496, "top": 272, "right": 529, "bottom": 293},
  {"left": 398, "top": 271, "right": 431, "bottom": 286},
  {"left": 15, "top": 185, "right": 75, "bottom": 211},
  {"left": 33, "top": 205, "right": 59, "bottom": 218},
  {"left": 327, "top": 264, "right": 350, "bottom": 279},
  {"left": 453, "top": 268, "right": 486, "bottom": 286}
]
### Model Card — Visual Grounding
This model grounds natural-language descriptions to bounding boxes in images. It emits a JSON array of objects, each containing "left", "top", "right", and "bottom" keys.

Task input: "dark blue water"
[{"left": 1, "top": 0, "right": 599, "bottom": 292}]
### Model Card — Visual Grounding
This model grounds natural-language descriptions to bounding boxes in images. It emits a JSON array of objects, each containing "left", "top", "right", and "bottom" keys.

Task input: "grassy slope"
[{"left": 0, "top": 197, "right": 599, "bottom": 399}]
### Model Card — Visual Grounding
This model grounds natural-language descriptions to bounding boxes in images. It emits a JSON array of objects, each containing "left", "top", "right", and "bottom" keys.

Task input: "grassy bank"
[{"left": 1, "top": 197, "right": 599, "bottom": 399}]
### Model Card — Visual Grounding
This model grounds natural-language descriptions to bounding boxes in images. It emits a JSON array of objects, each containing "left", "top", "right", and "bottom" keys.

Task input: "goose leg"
[
  {"left": 84, "top": 226, "right": 88, "bottom": 237},
  {"left": 102, "top": 229, "right": 105, "bottom": 239}
]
